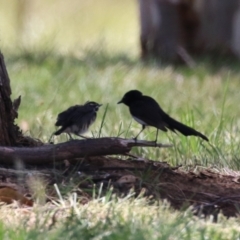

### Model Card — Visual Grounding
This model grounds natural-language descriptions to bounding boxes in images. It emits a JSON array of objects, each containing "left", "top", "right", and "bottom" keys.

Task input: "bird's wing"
[
  {"left": 55, "top": 105, "right": 95, "bottom": 127},
  {"left": 129, "top": 98, "right": 168, "bottom": 131},
  {"left": 55, "top": 105, "right": 80, "bottom": 126},
  {"left": 70, "top": 107, "right": 96, "bottom": 128}
]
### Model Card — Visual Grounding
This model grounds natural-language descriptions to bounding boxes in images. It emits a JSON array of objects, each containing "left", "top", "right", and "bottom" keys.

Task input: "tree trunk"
[
  {"left": 0, "top": 53, "right": 22, "bottom": 146},
  {"left": 138, "top": 0, "right": 240, "bottom": 62},
  {"left": 196, "top": 0, "right": 239, "bottom": 54},
  {"left": 138, "top": 0, "right": 199, "bottom": 63}
]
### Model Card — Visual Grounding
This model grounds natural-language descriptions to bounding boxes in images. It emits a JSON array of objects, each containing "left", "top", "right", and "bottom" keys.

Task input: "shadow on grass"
[
  {"left": 5, "top": 48, "right": 240, "bottom": 76},
  {"left": 176, "top": 53, "right": 240, "bottom": 75},
  {"left": 5, "top": 48, "right": 138, "bottom": 69}
]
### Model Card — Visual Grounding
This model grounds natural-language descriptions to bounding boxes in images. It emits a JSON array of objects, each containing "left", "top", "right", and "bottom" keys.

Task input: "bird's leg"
[
  {"left": 133, "top": 125, "right": 145, "bottom": 141},
  {"left": 154, "top": 129, "right": 159, "bottom": 146},
  {"left": 67, "top": 133, "right": 74, "bottom": 141},
  {"left": 48, "top": 133, "right": 55, "bottom": 144},
  {"left": 76, "top": 134, "right": 89, "bottom": 139}
]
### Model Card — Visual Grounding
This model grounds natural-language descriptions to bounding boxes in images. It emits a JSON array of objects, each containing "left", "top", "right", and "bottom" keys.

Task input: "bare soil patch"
[{"left": 1, "top": 156, "right": 240, "bottom": 221}]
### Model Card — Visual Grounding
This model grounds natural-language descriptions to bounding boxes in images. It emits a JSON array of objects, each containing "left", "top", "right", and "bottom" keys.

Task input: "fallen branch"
[{"left": 0, "top": 137, "right": 172, "bottom": 165}]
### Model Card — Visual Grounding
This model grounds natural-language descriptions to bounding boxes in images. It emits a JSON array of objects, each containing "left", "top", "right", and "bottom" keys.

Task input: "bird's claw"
[{"left": 132, "top": 137, "right": 138, "bottom": 142}]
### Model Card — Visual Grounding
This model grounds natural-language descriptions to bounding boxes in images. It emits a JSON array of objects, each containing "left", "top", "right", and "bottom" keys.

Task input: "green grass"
[
  {"left": 1, "top": 194, "right": 240, "bottom": 240},
  {"left": 5, "top": 49, "right": 240, "bottom": 169},
  {"left": 3, "top": 51, "right": 240, "bottom": 239}
]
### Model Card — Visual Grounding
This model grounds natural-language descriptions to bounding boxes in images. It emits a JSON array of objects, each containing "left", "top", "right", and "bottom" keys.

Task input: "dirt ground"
[
  {"left": 1, "top": 156, "right": 240, "bottom": 221},
  {"left": 75, "top": 157, "right": 240, "bottom": 221}
]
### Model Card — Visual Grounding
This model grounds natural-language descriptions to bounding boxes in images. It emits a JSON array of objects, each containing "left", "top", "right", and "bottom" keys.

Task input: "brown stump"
[{"left": 0, "top": 53, "right": 23, "bottom": 146}]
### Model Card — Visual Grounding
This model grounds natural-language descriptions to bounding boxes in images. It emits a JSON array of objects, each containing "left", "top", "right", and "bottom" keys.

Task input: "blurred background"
[
  {"left": 0, "top": 0, "right": 138, "bottom": 55},
  {"left": 2, "top": 0, "right": 240, "bottom": 62}
]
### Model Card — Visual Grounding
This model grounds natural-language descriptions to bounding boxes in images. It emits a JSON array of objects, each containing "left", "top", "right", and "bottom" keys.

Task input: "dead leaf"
[{"left": 0, "top": 187, "right": 33, "bottom": 206}]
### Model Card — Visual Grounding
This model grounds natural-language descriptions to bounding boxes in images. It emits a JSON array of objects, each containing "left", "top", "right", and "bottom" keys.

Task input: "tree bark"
[
  {"left": 0, "top": 137, "right": 172, "bottom": 165},
  {"left": 0, "top": 53, "right": 22, "bottom": 146}
]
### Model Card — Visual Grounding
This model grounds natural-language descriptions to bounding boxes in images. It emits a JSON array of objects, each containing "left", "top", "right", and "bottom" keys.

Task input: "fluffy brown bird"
[{"left": 54, "top": 101, "right": 102, "bottom": 139}]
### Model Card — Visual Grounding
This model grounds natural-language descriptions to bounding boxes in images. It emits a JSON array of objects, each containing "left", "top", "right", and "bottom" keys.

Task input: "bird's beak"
[
  {"left": 99, "top": 104, "right": 103, "bottom": 107},
  {"left": 117, "top": 100, "right": 123, "bottom": 104}
]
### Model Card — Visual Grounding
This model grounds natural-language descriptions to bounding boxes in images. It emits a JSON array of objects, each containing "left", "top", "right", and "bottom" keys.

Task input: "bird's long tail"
[{"left": 166, "top": 116, "right": 209, "bottom": 141}]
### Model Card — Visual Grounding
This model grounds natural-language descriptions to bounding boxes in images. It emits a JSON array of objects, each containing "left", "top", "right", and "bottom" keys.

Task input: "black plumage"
[
  {"left": 118, "top": 90, "right": 208, "bottom": 142},
  {"left": 54, "top": 101, "right": 102, "bottom": 139}
]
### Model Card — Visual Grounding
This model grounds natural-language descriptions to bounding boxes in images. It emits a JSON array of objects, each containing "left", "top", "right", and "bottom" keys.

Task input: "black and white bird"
[
  {"left": 53, "top": 101, "right": 102, "bottom": 140},
  {"left": 118, "top": 90, "right": 208, "bottom": 142}
]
